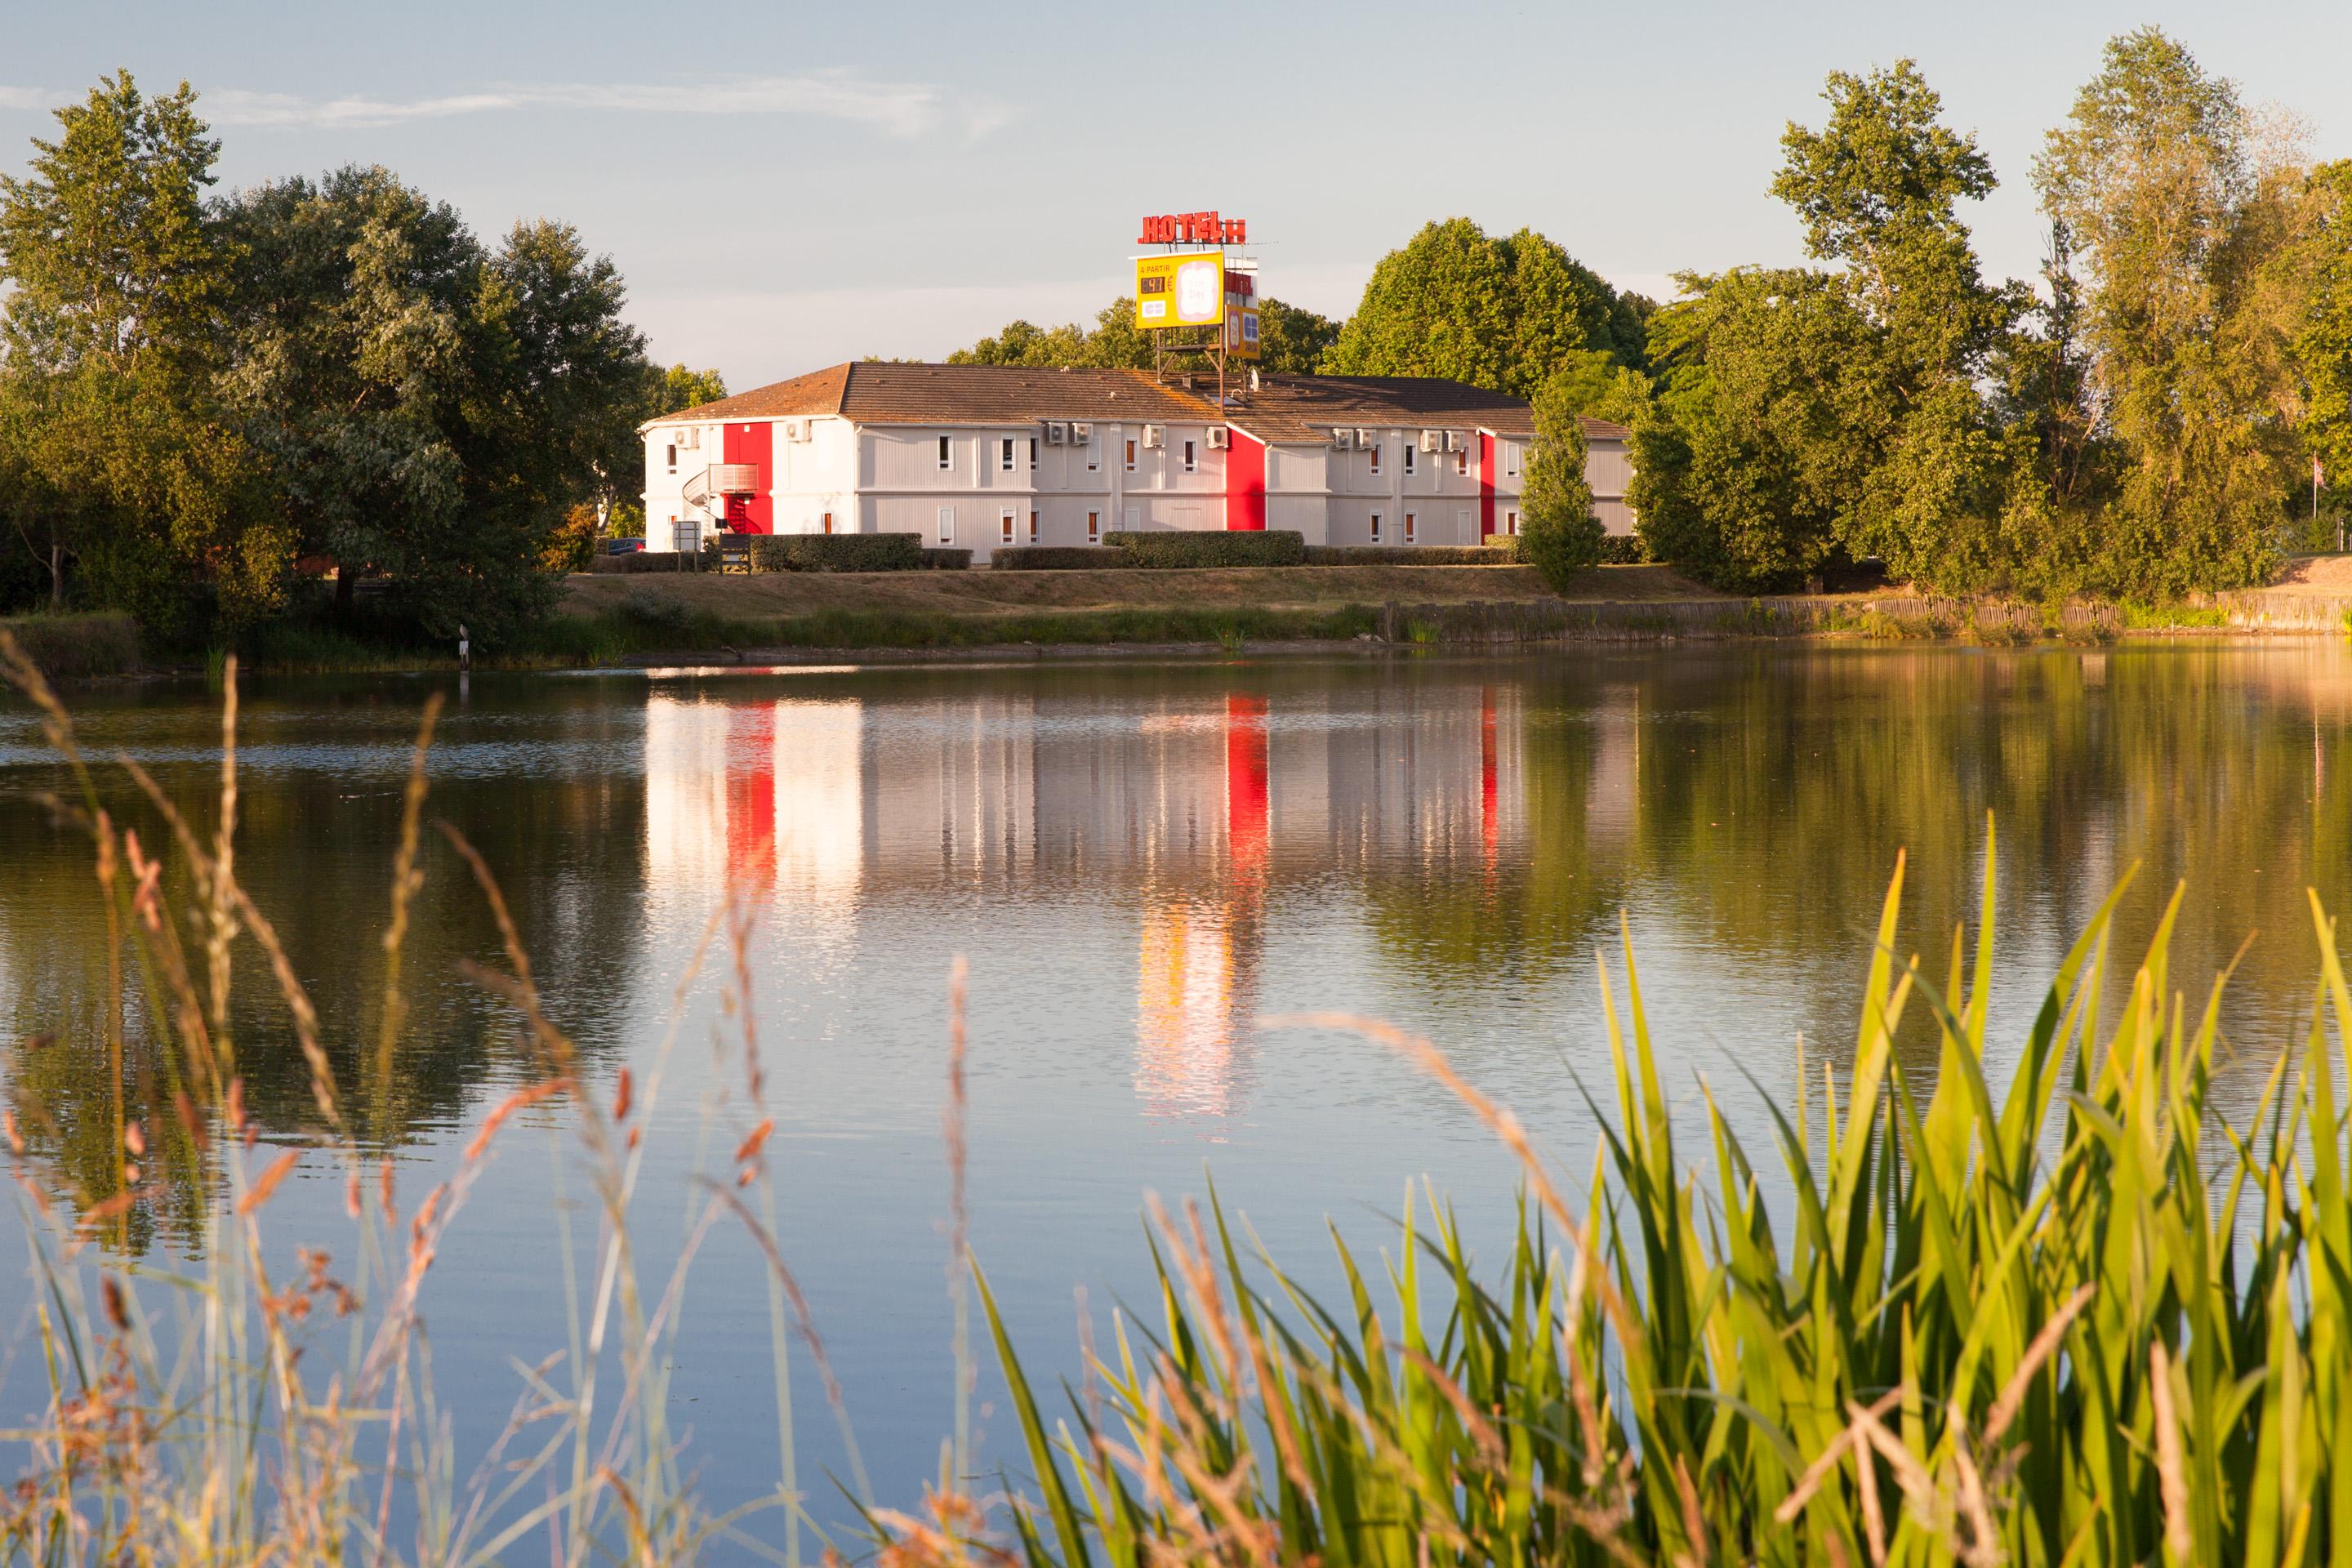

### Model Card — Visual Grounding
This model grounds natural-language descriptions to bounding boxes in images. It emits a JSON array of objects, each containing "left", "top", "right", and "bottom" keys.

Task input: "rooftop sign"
[{"left": 1137, "top": 212, "right": 1246, "bottom": 246}]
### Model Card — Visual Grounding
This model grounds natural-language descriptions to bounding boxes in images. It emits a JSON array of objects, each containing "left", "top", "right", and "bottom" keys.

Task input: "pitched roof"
[
  {"left": 644, "top": 363, "right": 1624, "bottom": 444},
  {"left": 646, "top": 363, "right": 1221, "bottom": 430}
]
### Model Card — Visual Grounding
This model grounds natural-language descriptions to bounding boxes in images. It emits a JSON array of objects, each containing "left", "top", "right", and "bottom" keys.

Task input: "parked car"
[{"left": 604, "top": 537, "right": 646, "bottom": 555}]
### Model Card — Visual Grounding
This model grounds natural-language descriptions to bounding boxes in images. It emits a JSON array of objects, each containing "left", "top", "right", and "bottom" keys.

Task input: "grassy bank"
[
  {"left": 12, "top": 651, "right": 2352, "bottom": 1561},
  {"left": 0, "top": 612, "right": 137, "bottom": 677}
]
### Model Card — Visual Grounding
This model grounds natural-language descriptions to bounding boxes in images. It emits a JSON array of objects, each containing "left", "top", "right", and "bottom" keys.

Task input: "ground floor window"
[
  {"left": 1000, "top": 511, "right": 1016, "bottom": 544},
  {"left": 938, "top": 506, "right": 956, "bottom": 542},
  {"left": 1028, "top": 510, "right": 1039, "bottom": 544},
  {"left": 1405, "top": 512, "right": 1417, "bottom": 544},
  {"left": 1506, "top": 510, "right": 1519, "bottom": 535},
  {"left": 822, "top": 511, "right": 834, "bottom": 534},
  {"left": 1087, "top": 510, "right": 1100, "bottom": 542},
  {"left": 1370, "top": 511, "right": 1383, "bottom": 544}
]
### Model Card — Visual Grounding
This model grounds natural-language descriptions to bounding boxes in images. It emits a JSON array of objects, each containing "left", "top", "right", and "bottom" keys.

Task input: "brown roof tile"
[{"left": 646, "top": 363, "right": 850, "bottom": 425}]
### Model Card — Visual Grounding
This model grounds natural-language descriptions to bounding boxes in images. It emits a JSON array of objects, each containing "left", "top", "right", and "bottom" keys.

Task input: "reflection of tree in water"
[
  {"left": 1360, "top": 645, "right": 2352, "bottom": 1095},
  {"left": 1, "top": 679, "right": 648, "bottom": 1251}
]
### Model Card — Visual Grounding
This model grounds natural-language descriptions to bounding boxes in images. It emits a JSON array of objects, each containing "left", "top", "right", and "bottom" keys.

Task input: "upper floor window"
[
  {"left": 1404, "top": 445, "right": 1416, "bottom": 477},
  {"left": 1001, "top": 438, "right": 1016, "bottom": 472},
  {"left": 938, "top": 435, "right": 952, "bottom": 470},
  {"left": 1505, "top": 443, "right": 1520, "bottom": 477},
  {"left": 1125, "top": 438, "right": 1138, "bottom": 471},
  {"left": 1029, "top": 437, "right": 1038, "bottom": 470},
  {"left": 1369, "top": 439, "right": 1381, "bottom": 476},
  {"left": 1183, "top": 439, "right": 1196, "bottom": 474},
  {"left": 665, "top": 443, "right": 677, "bottom": 473},
  {"left": 1455, "top": 448, "right": 1469, "bottom": 477}
]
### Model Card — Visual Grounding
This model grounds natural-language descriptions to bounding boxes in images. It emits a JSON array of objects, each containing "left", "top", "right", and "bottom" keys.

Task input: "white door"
[
  {"left": 1456, "top": 508, "right": 1472, "bottom": 543},
  {"left": 1124, "top": 506, "right": 1140, "bottom": 531},
  {"left": 938, "top": 506, "right": 956, "bottom": 543}
]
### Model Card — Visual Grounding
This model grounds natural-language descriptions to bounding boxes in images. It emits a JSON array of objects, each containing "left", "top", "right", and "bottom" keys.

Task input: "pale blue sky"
[{"left": 4, "top": 1, "right": 2348, "bottom": 388}]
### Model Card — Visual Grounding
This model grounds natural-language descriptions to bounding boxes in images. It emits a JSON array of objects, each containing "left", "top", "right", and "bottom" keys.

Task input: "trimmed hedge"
[
  {"left": 920, "top": 547, "right": 973, "bottom": 571},
  {"left": 1597, "top": 534, "right": 1649, "bottom": 565},
  {"left": 1307, "top": 545, "right": 1521, "bottom": 566},
  {"left": 733, "top": 532, "right": 925, "bottom": 572},
  {"left": 989, "top": 546, "right": 1137, "bottom": 571},
  {"left": 589, "top": 550, "right": 704, "bottom": 574},
  {"left": 1101, "top": 530, "right": 1306, "bottom": 568}
]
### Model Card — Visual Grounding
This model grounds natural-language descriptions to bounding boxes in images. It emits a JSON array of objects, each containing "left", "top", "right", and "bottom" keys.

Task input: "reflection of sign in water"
[{"left": 1134, "top": 694, "right": 1270, "bottom": 1120}]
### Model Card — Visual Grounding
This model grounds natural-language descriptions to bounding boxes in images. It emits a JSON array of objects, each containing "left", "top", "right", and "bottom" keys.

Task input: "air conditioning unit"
[
  {"left": 1420, "top": 430, "right": 1443, "bottom": 453},
  {"left": 1068, "top": 421, "right": 1093, "bottom": 443},
  {"left": 779, "top": 418, "right": 804, "bottom": 442},
  {"left": 1142, "top": 424, "right": 1165, "bottom": 449},
  {"left": 1330, "top": 427, "right": 1354, "bottom": 450},
  {"left": 1207, "top": 427, "right": 1230, "bottom": 450},
  {"left": 1355, "top": 429, "right": 1377, "bottom": 450},
  {"left": 1042, "top": 421, "right": 1067, "bottom": 444},
  {"left": 1447, "top": 431, "right": 1468, "bottom": 452}
]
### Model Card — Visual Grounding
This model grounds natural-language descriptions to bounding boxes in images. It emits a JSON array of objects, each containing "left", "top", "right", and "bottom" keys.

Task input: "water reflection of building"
[{"left": 641, "top": 679, "right": 1548, "bottom": 1120}]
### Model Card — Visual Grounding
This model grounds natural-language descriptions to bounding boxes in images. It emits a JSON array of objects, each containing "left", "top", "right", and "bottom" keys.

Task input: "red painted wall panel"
[
  {"left": 720, "top": 421, "right": 773, "bottom": 534},
  {"left": 1478, "top": 431, "right": 1496, "bottom": 537},
  {"left": 1224, "top": 428, "right": 1266, "bottom": 531}
]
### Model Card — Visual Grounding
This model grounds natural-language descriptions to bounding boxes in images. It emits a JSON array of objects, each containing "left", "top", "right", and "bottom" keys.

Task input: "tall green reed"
[{"left": 894, "top": 822, "right": 2352, "bottom": 1567}]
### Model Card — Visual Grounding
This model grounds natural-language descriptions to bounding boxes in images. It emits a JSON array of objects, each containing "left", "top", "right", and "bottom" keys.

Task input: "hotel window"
[
  {"left": 1028, "top": 510, "right": 1039, "bottom": 543},
  {"left": 1505, "top": 509, "right": 1520, "bottom": 536},
  {"left": 1455, "top": 448, "right": 1469, "bottom": 476},
  {"left": 1370, "top": 511, "right": 1383, "bottom": 544},
  {"left": 1505, "top": 443, "right": 1519, "bottom": 477},
  {"left": 1029, "top": 437, "right": 1038, "bottom": 470},
  {"left": 938, "top": 506, "right": 956, "bottom": 542},
  {"left": 822, "top": 511, "right": 835, "bottom": 535},
  {"left": 1001, "top": 438, "right": 1015, "bottom": 472},
  {"left": 938, "top": 435, "right": 952, "bottom": 470},
  {"left": 665, "top": 443, "right": 677, "bottom": 474},
  {"left": 1405, "top": 512, "right": 1418, "bottom": 544},
  {"left": 1000, "top": 510, "right": 1016, "bottom": 544},
  {"left": 1404, "top": 444, "right": 1416, "bottom": 477},
  {"left": 1087, "top": 510, "right": 1100, "bottom": 542},
  {"left": 1086, "top": 443, "right": 1098, "bottom": 472},
  {"left": 1125, "top": 438, "right": 1137, "bottom": 471},
  {"left": 1369, "top": 439, "right": 1381, "bottom": 475},
  {"left": 1183, "top": 439, "right": 1196, "bottom": 473}
]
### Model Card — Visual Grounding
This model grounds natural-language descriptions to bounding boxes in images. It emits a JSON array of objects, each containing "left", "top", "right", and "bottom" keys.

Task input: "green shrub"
[
  {"left": 0, "top": 612, "right": 140, "bottom": 676},
  {"left": 920, "top": 548, "right": 973, "bottom": 571},
  {"left": 988, "top": 546, "right": 1136, "bottom": 571},
  {"left": 1597, "top": 533, "right": 1648, "bottom": 564},
  {"left": 1100, "top": 529, "right": 1306, "bottom": 568},
  {"left": 1304, "top": 546, "right": 1521, "bottom": 566},
  {"left": 741, "top": 532, "right": 924, "bottom": 572}
]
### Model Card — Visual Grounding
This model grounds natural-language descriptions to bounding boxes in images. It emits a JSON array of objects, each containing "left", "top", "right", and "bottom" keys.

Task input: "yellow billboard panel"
[
  {"left": 1225, "top": 306, "right": 1260, "bottom": 359},
  {"left": 1134, "top": 253, "right": 1226, "bottom": 330}
]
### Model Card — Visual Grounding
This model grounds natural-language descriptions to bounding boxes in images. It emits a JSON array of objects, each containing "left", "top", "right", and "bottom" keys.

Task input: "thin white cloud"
[{"left": 0, "top": 72, "right": 1022, "bottom": 140}]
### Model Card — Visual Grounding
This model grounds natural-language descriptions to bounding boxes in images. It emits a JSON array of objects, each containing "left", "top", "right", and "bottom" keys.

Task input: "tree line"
[
  {"left": 0, "top": 72, "right": 724, "bottom": 642},
  {"left": 956, "top": 29, "right": 2352, "bottom": 599}
]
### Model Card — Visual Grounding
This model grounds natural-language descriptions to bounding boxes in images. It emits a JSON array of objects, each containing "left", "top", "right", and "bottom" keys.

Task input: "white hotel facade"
[{"left": 640, "top": 362, "right": 1634, "bottom": 562}]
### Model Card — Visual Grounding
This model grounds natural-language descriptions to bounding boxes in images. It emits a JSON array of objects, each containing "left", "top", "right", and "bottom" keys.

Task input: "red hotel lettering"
[{"left": 1135, "top": 212, "right": 1248, "bottom": 246}]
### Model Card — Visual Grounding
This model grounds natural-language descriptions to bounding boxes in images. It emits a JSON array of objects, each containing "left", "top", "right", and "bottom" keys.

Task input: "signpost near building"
[{"left": 1133, "top": 210, "right": 1256, "bottom": 408}]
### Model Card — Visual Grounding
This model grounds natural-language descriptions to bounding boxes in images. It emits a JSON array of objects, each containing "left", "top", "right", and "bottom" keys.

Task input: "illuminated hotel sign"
[{"left": 1136, "top": 212, "right": 1246, "bottom": 246}]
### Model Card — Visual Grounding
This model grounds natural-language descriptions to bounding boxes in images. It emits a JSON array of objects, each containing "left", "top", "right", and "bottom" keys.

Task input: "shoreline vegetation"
[
  {"left": 16, "top": 642, "right": 2352, "bottom": 1561},
  {"left": 13, "top": 563, "right": 2352, "bottom": 679}
]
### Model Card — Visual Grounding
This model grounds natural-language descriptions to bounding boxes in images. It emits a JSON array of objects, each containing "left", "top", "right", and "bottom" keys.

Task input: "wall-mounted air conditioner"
[
  {"left": 1448, "top": 431, "right": 1468, "bottom": 452},
  {"left": 1330, "top": 428, "right": 1354, "bottom": 450},
  {"left": 1207, "top": 427, "right": 1230, "bottom": 450},
  {"left": 1420, "top": 430, "right": 1443, "bottom": 452},
  {"left": 779, "top": 418, "right": 804, "bottom": 442},
  {"left": 1043, "top": 421, "right": 1067, "bottom": 444},
  {"left": 1142, "top": 424, "right": 1165, "bottom": 449},
  {"left": 1354, "top": 429, "right": 1377, "bottom": 450},
  {"left": 1068, "top": 421, "right": 1093, "bottom": 443}
]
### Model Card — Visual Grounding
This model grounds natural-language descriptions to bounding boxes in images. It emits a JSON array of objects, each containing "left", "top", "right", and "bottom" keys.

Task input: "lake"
[{"left": 3, "top": 641, "right": 2349, "bottom": 1537}]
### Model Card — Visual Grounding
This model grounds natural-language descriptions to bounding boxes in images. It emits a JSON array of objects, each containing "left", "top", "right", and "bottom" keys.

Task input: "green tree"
[
  {"left": 1322, "top": 219, "right": 1638, "bottom": 394},
  {"left": 2034, "top": 28, "right": 2301, "bottom": 594},
  {"left": 1517, "top": 372, "right": 1602, "bottom": 590},
  {"left": 1255, "top": 297, "right": 1339, "bottom": 374},
  {"left": 0, "top": 71, "right": 285, "bottom": 630},
  {"left": 2292, "top": 162, "right": 2352, "bottom": 530},
  {"left": 1628, "top": 270, "right": 1876, "bottom": 590},
  {"left": 1539, "top": 348, "right": 1650, "bottom": 428}
]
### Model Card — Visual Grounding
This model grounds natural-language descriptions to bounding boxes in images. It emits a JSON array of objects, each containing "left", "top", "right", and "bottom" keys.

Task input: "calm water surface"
[{"left": 4, "top": 643, "right": 2350, "bottom": 1527}]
